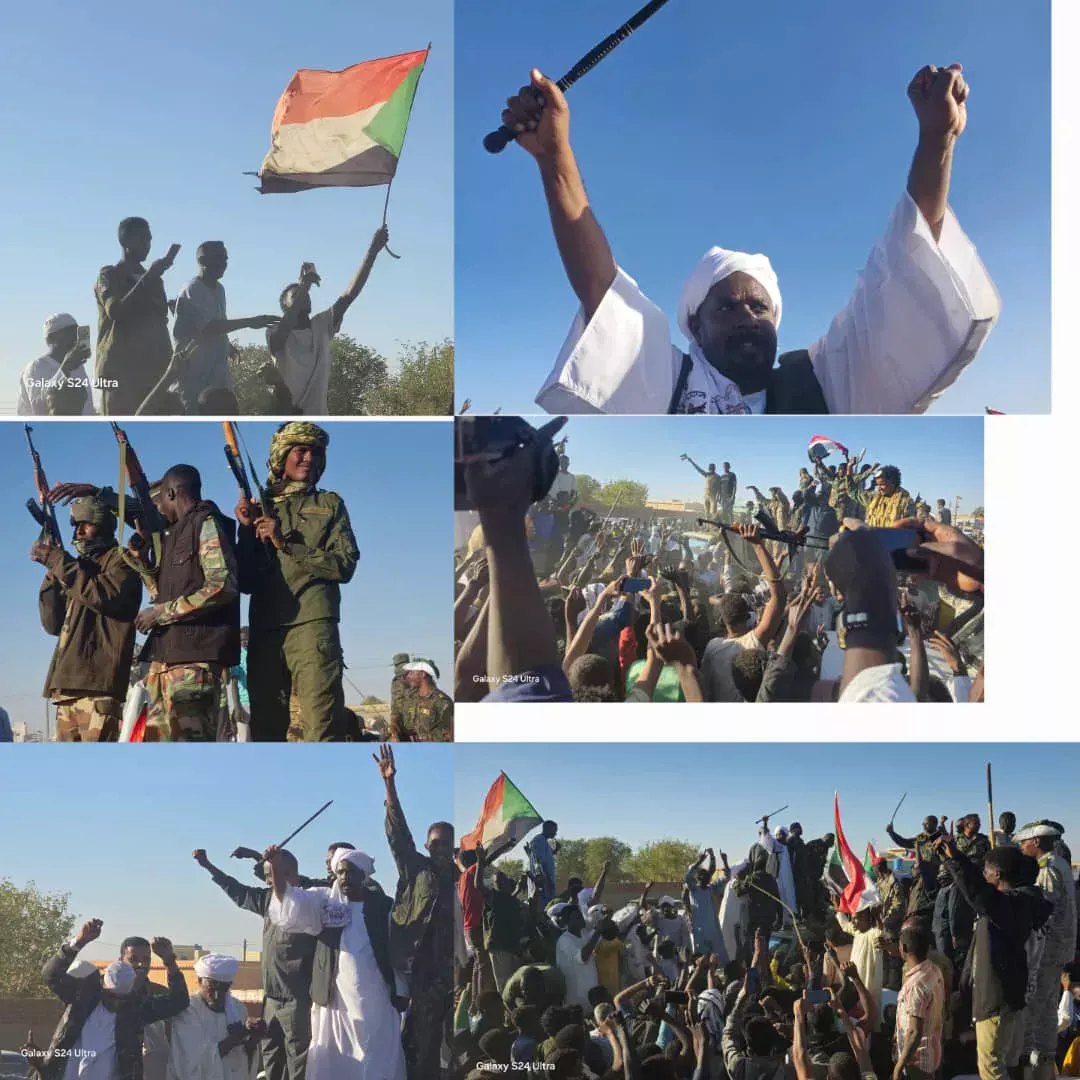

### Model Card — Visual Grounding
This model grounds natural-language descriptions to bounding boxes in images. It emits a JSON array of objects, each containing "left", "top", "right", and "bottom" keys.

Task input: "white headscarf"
[
  {"left": 330, "top": 847, "right": 375, "bottom": 877},
  {"left": 194, "top": 953, "right": 239, "bottom": 982},
  {"left": 102, "top": 960, "right": 137, "bottom": 995},
  {"left": 671, "top": 248, "right": 784, "bottom": 416},
  {"left": 677, "top": 248, "right": 783, "bottom": 340}
]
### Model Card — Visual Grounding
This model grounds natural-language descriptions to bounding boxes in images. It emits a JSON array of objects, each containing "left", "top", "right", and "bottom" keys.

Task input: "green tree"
[
  {"left": 231, "top": 336, "right": 390, "bottom": 416},
  {"left": 496, "top": 858, "right": 525, "bottom": 881},
  {"left": 598, "top": 479, "right": 649, "bottom": 508},
  {"left": 576, "top": 474, "right": 603, "bottom": 505},
  {"left": 553, "top": 838, "right": 588, "bottom": 888},
  {"left": 367, "top": 339, "right": 454, "bottom": 416},
  {"left": 582, "top": 837, "right": 634, "bottom": 884},
  {"left": 626, "top": 840, "right": 701, "bottom": 882},
  {"left": 0, "top": 879, "right": 77, "bottom": 996},
  {"left": 361, "top": 695, "right": 385, "bottom": 706},
  {"left": 972, "top": 506, "right": 984, "bottom": 517}
]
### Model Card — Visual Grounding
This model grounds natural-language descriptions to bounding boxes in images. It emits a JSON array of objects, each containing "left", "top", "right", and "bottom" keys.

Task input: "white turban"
[
  {"left": 43, "top": 312, "right": 78, "bottom": 340},
  {"left": 403, "top": 661, "right": 437, "bottom": 681},
  {"left": 330, "top": 847, "right": 375, "bottom": 877},
  {"left": 67, "top": 959, "right": 98, "bottom": 979},
  {"left": 194, "top": 953, "right": 240, "bottom": 982},
  {"left": 658, "top": 895, "right": 678, "bottom": 908},
  {"left": 102, "top": 960, "right": 137, "bottom": 995},
  {"left": 1014, "top": 820, "right": 1063, "bottom": 843},
  {"left": 774, "top": 826, "right": 789, "bottom": 841},
  {"left": 677, "top": 248, "right": 783, "bottom": 341},
  {"left": 585, "top": 904, "right": 608, "bottom": 929}
]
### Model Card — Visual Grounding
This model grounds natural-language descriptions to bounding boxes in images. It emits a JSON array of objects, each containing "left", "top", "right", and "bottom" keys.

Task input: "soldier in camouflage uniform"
[
  {"left": 375, "top": 747, "right": 454, "bottom": 1080},
  {"left": 885, "top": 813, "right": 946, "bottom": 924},
  {"left": 134, "top": 465, "right": 241, "bottom": 742},
  {"left": 873, "top": 856, "right": 909, "bottom": 990},
  {"left": 31, "top": 494, "right": 142, "bottom": 741},
  {"left": 397, "top": 660, "right": 453, "bottom": 742},
  {"left": 389, "top": 652, "right": 417, "bottom": 742},
  {"left": 865, "top": 465, "right": 916, "bottom": 528},
  {"left": 237, "top": 422, "right": 358, "bottom": 742}
]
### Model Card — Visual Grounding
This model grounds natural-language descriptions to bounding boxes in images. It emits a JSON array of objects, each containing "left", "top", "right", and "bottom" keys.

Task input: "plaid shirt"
[{"left": 896, "top": 958, "right": 945, "bottom": 1073}]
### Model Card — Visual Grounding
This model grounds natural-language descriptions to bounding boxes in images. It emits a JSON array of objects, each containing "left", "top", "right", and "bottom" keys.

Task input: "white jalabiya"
[
  {"left": 718, "top": 867, "right": 747, "bottom": 963},
  {"left": 62, "top": 1002, "right": 116, "bottom": 1080},
  {"left": 536, "top": 193, "right": 999, "bottom": 415},
  {"left": 834, "top": 913, "right": 885, "bottom": 1030},
  {"left": 759, "top": 830, "right": 797, "bottom": 925},
  {"left": 167, "top": 993, "right": 255, "bottom": 1080},
  {"left": 268, "top": 885, "right": 406, "bottom": 1080}
]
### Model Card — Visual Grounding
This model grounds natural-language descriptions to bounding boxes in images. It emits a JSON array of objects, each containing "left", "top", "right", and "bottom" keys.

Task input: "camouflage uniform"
[
  {"left": 144, "top": 661, "right": 228, "bottom": 742},
  {"left": 240, "top": 424, "right": 359, "bottom": 742},
  {"left": 141, "top": 513, "right": 238, "bottom": 742},
  {"left": 55, "top": 695, "right": 122, "bottom": 742},
  {"left": 865, "top": 486, "right": 916, "bottom": 529},
  {"left": 389, "top": 653, "right": 416, "bottom": 741},
  {"left": 399, "top": 686, "right": 454, "bottom": 742},
  {"left": 39, "top": 498, "right": 142, "bottom": 743}
]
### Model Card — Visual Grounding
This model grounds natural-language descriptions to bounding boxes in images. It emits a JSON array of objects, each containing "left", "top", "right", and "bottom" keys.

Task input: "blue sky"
[
  {"left": 0, "top": 0, "right": 452, "bottom": 414},
  {"left": 454, "top": 0, "right": 1049, "bottom": 414},
  {"left": 0, "top": 744, "right": 452, "bottom": 962},
  {"left": 0, "top": 420, "right": 452, "bottom": 733},
  {"left": 455, "top": 744, "right": 1079, "bottom": 867},
  {"left": 545, "top": 415, "right": 983, "bottom": 508}
]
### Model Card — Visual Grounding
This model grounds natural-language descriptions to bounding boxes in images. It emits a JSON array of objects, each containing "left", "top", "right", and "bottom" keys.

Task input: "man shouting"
[{"left": 503, "top": 63, "right": 999, "bottom": 415}]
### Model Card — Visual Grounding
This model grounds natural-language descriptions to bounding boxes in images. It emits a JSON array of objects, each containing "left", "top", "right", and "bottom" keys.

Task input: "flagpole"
[{"left": 381, "top": 42, "right": 432, "bottom": 261}]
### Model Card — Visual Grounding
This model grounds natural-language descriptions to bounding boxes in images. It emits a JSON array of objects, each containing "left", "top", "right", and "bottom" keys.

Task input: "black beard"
[{"left": 702, "top": 331, "right": 777, "bottom": 394}]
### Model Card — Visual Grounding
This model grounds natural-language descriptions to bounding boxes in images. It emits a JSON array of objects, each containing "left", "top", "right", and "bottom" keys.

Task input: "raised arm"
[
  {"left": 906, "top": 65, "right": 968, "bottom": 243},
  {"left": 330, "top": 227, "right": 391, "bottom": 331},
  {"left": 502, "top": 71, "right": 617, "bottom": 322},
  {"left": 738, "top": 524, "right": 786, "bottom": 646},
  {"left": 683, "top": 455, "right": 708, "bottom": 479},
  {"left": 563, "top": 576, "right": 626, "bottom": 673}
]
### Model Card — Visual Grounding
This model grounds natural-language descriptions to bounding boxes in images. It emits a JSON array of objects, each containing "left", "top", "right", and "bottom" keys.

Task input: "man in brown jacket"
[{"left": 32, "top": 494, "right": 142, "bottom": 741}]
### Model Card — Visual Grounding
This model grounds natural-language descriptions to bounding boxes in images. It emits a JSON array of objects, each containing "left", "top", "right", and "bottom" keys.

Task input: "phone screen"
[{"left": 621, "top": 577, "right": 652, "bottom": 594}]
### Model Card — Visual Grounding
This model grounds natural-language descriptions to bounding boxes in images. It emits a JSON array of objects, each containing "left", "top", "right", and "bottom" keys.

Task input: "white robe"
[
  {"left": 760, "top": 831, "right": 797, "bottom": 925},
  {"left": 718, "top": 868, "right": 747, "bottom": 962},
  {"left": 167, "top": 993, "right": 255, "bottom": 1080},
  {"left": 536, "top": 193, "right": 1000, "bottom": 415},
  {"left": 268, "top": 885, "right": 406, "bottom": 1080}
]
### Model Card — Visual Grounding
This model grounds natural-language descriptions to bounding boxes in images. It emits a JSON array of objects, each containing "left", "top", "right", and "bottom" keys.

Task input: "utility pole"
[
  {"left": 954, "top": 495, "right": 962, "bottom": 524},
  {"left": 242, "top": 938, "right": 247, "bottom": 963}
]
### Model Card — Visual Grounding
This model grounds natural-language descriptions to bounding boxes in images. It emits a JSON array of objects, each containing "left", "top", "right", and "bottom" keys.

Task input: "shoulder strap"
[
  {"left": 667, "top": 353, "right": 694, "bottom": 414},
  {"left": 767, "top": 352, "right": 829, "bottom": 414}
]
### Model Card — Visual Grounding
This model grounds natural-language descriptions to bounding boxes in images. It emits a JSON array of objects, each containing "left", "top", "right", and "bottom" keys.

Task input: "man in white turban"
[
  {"left": 262, "top": 843, "right": 405, "bottom": 1080},
  {"left": 502, "top": 63, "right": 999, "bottom": 415},
  {"left": 18, "top": 313, "right": 96, "bottom": 416},
  {"left": 1016, "top": 820, "right": 1078, "bottom": 1080},
  {"left": 169, "top": 953, "right": 261, "bottom": 1080},
  {"left": 758, "top": 826, "right": 798, "bottom": 924},
  {"left": 34, "top": 919, "right": 188, "bottom": 1080}
]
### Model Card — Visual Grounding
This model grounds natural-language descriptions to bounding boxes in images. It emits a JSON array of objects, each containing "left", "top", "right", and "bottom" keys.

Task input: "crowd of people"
[
  {"left": 449, "top": 808, "right": 1079, "bottom": 1080},
  {"left": 453, "top": 418, "right": 985, "bottom": 704},
  {"left": 24, "top": 420, "right": 451, "bottom": 742},
  {"left": 20, "top": 749, "right": 451, "bottom": 1080},
  {"left": 17, "top": 219, "right": 392, "bottom": 417}
]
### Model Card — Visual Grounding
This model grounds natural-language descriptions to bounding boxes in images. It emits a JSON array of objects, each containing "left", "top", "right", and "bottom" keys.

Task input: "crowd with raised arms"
[
  {"left": 453, "top": 418, "right": 984, "bottom": 704},
  {"left": 449, "top": 803, "right": 1078, "bottom": 1080}
]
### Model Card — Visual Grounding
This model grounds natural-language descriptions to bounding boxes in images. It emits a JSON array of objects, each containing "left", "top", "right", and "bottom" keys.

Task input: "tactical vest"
[
  {"left": 148, "top": 501, "right": 240, "bottom": 667},
  {"left": 309, "top": 888, "right": 396, "bottom": 1008},
  {"left": 668, "top": 350, "right": 829, "bottom": 414}
]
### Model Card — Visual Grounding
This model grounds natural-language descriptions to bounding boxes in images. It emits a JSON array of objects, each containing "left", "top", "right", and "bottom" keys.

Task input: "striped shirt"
[{"left": 896, "top": 958, "right": 945, "bottom": 1073}]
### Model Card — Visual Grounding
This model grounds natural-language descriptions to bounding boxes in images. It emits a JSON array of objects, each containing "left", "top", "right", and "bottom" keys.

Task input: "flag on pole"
[
  {"left": 808, "top": 435, "right": 850, "bottom": 461},
  {"left": 834, "top": 792, "right": 879, "bottom": 914},
  {"left": 257, "top": 49, "right": 429, "bottom": 194},
  {"left": 863, "top": 842, "right": 879, "bottom": 880},
  {"left": 460, "top": 773, "right": 543, "bottom": 861},
  {"left": 985, "top": 407, "right": 1005, "bottom": 415}
]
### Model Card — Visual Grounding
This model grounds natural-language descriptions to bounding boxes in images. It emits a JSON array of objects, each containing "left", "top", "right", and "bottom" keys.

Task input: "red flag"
[{"left": 834, "top": 792, "right": 869, "bottom": 914}]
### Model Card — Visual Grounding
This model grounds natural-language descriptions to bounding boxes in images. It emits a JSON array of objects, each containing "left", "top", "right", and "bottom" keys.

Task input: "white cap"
[
  {"left": 43, "top": 313, "right": 77, "bottom": 340},
  {"left": 102, "top": 960, "right": 137, "bottom": 995}
]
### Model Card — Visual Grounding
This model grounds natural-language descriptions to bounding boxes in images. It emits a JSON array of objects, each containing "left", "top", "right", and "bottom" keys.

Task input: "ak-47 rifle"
[
  {"left": 696, "top": 508, "right": 830, "bottom": 574},
  {"left": 25, "top": 425, "right": 62, "bottom": 545},
  {"left": 111, "top": 422, "right": 167, "bottom": 570}
]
